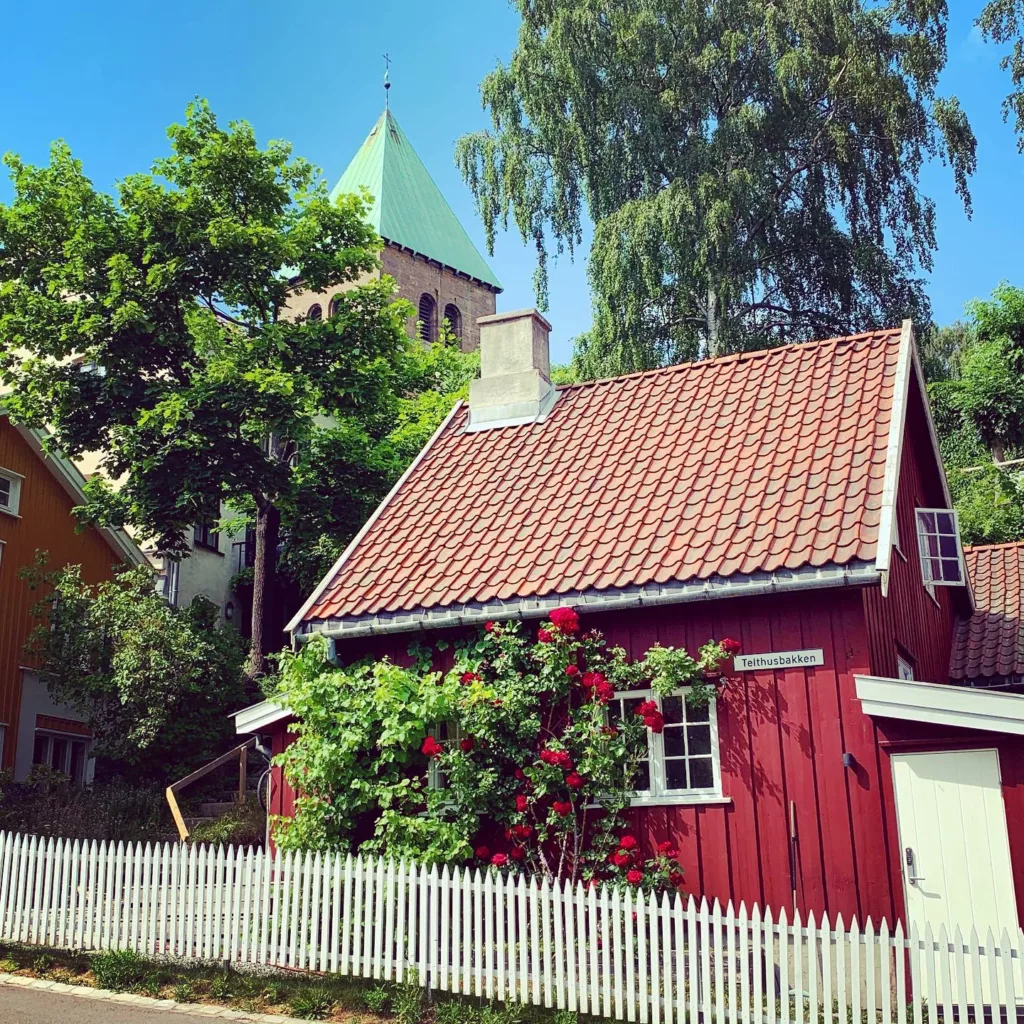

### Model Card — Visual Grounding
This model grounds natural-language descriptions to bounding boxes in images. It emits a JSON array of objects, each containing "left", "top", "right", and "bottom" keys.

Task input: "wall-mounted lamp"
[
  {"left": 842, "top": 752, "right": 856, "bottom": 769},
  {"left": 224, "top": 601, "right": 235, "bottom": 621}
]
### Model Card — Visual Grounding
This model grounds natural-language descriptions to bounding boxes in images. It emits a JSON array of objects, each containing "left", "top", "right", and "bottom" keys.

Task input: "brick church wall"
[{"left": 281, "top": 243, "right": 498, "bottom": 353}]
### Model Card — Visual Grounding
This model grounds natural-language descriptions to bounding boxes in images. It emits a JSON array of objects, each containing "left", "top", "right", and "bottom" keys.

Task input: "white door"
[{"left": 892, "top": 749, "right": 1019, "bottom": 1003}]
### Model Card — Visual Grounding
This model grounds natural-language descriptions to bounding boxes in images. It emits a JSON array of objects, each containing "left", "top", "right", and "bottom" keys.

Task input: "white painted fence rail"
[{"left": 1, "top": 831, "right": 1023, "bottom": 1022}]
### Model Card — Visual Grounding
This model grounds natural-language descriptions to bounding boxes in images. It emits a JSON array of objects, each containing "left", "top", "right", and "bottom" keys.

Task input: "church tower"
[{"left": 286, "top": 109, "right": 501, "bottom": 351}]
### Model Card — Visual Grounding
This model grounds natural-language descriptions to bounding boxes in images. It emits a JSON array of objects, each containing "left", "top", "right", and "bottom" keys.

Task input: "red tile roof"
[
  {"left": 300, "top": 329, "right": 904, "bottom": 629},
  {"left": 951, "top": 543, "right": 1024, "bottom": 680}
]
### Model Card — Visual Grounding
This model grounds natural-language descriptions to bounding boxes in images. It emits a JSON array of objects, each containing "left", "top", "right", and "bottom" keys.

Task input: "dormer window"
[
  {"left": 915, "top": 508, "right": 965, "bottom": 586},
  {"left": 418, "top": 294, "right": 437, "bottom": 342}
]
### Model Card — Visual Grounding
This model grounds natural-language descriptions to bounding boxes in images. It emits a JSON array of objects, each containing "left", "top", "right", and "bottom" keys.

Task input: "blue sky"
[{"left": 1, "top": 0, "right": 1020, "bottom": 364}]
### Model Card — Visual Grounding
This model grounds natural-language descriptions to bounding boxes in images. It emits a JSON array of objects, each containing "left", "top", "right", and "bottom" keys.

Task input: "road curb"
[{"left": 0, "top": 972, "right": 312, "bottom": 1021}]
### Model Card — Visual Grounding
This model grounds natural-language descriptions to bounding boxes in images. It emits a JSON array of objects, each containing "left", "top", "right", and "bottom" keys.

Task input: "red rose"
[
  {"left": 475, "top": 845, "right": 491, "bottom": 860},
  {"left": 421, "top": 736, "right": 443, "bottom": 757},
  {"left": 514, "top": 768, "right": 526, "bottom": 781},
  {"left": 490, "top": 853, "right": 508, "bottom": 867},
  {"left": 484, "top": 621, "right": 495, "bottom": 632},
  {"left": 721, "top": 637, "right": 741, "bottom": 656},
  {"left": 626, "top": 869, "right": 644, "bottom": 885},
  {"left": 565, "top": 771, "right": 585, "bottom": 789},
  {"left": 510, "top": 846, "right": 525, "bottom": 862},
  {"left": 540, "top": 748, "right": 573, "bottom": 770},
  {"left": 610, "top": 850, "right": 631, "bottom": 867},
  {"left": 565, "top": 664, "right": 580, "bottom": 678},
  {"left": 460, "top": 736, "right": 475, "bottom": 753},
  {"left": 635, "top": 700, "right": 658, "bottom": 717},
  {"left": 511, "top": 823, "right": 532, "bottom": 840},
  {"left": 595, "top": 680, "right": 615, "bottom": 704},
  {"left": 552, "top": 800, "right": 573, "bottom": 816},
  {"left": 618, "top": 835, "right": 638, "bottom": 851},
  {"left": 669, "top": 870, "right": 685, "bottom": 888},
  {"left": 643, "top": 712, "right": 665, "bottom": 734},
  {"left": 515, "top": 794, "right": 529, "bottom": 813},
  {"left": 460, "top": 671, "right": 476, "bottom": 685},
  {"left": 657, "top": 841, "right": 677, "bottom": 857},
  {"left": 549, "top": 607, "right": 580, "bottom": 634},
  {"left": 537, "top": 628, "right": 553, "bottom": 643}
]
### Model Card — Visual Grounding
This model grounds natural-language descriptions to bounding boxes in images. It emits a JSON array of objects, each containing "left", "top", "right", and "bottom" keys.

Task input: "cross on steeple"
[{"left": 383, "top": 52, "right": 392, "bottom": 109}]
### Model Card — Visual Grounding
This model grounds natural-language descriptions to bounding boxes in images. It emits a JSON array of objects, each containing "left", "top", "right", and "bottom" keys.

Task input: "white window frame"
[
  {"left": 0, "top": 467, "right": 24, "bottom": 518},
  {"left": 611, "top": 688, "right": 728, "bottom": 807},
  {"left": 896, "top": 653, "right": 915, "bottom": 681},
  {"left": 32, "top": 730, "right": 90, "bottom": 784},
  {"left": 161, "top": 559, "right": 180, "bottom": 608},
  {"left": 914, "top": 507, "right": 966, "bottom": 587}
]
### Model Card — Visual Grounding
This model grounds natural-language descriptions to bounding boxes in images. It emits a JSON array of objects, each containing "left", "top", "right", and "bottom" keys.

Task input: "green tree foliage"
[
  {"left": 21, "top": 560, "right": 247, "bottom": 785},
  {"left": 925, "top": 285, "right": 1024, "bottom": 545},
  {"left": 268, "top": 610, "right": 733, "bottom": 888},
  {"left": 457, "top": 0, "right": 976, "bottom": 376},
  {"left": 0, "top": 100, "right": 413, "bottom": 675},
  {"left": 278, "top": 323, "right": 480, "bottom": 594},
  {"left": 979, "top": 1, "right": 1024, "bottom": 148}
]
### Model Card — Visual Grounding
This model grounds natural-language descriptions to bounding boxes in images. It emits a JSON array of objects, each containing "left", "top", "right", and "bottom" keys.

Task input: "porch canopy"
[{"left": 855, "top": 674, "right": 1024, "bottom": 735}]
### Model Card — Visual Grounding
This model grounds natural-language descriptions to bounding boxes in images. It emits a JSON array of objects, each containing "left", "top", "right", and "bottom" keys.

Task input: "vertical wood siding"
[
  {"left": 269, "top": 587, "right": 908, "bottom": 925},
  {"left": 0, "top": 418, "right": 124, "bottom": 769},
  {"left": 861, "top": 376, "right": 962, "bottom": 684}
]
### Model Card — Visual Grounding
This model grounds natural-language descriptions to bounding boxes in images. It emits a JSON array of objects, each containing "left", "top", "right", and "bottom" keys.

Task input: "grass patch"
[{"left": 0, "top": 940, "right": 600, "bottom": 1024}]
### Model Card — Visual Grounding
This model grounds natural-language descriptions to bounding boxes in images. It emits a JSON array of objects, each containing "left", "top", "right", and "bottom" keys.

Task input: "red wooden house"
[{"left": 236, "top": 310, "right": 1024, "bottom": 945}]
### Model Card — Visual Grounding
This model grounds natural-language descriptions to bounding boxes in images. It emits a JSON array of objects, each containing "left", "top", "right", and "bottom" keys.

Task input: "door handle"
[{"left": 905, "top": 846, "right": 925, "bottom": 883}]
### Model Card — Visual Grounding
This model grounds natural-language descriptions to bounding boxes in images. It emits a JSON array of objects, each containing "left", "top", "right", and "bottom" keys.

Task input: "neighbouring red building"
[{"left": 236, "top": 310, "right": 1024, "bottom": 944}]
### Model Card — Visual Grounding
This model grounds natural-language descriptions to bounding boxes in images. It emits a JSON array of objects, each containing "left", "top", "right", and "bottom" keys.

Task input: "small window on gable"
[
  {"left": 418, "top": 293, "right": 437, "bottom": 343},
  {"left": 443, "top": 303, "right": 462, "bottom": 341},
  {"left": 915, "top": 508, "right": 965, "bottom": 586},
  {"left": 307, "top": 303, "right": 323, "bottom": 321},
  {"left": 0, "top": 468, "right": 23, "bottom": 517}
]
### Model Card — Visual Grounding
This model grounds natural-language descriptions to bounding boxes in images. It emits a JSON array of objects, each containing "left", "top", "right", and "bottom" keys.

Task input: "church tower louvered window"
[
  {"left": 418, "top": 293, "right": 437, "bottom": 342},
  {"left": 443, "top": 303, "right": 462, "bottom": 342}
]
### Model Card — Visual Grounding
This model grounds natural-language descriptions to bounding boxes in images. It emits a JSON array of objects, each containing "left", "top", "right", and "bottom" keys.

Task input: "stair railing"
[{"left": 165, "top": 737, "right": 257, "bottom": 842}]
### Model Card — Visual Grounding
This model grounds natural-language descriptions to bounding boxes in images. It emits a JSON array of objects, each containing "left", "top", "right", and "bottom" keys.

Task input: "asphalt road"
[{"left": 0, "top": 985, "right": 235, "bottom": 1022}]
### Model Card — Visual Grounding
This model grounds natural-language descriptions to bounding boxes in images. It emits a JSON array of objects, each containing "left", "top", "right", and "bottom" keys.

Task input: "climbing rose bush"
[{"left": 270, "top": 610, "right": 736, "bottom": 892}]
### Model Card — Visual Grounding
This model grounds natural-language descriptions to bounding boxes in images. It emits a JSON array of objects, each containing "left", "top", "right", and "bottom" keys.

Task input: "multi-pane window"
[
  {"left": 193, "top": 521, "right": 219, "bottom": 552},
  {"left": 915, "top": 508, "right": 965, "bottom": 586},
  {"left": 609, "top": 689, "right": 722, "bottom": 801},
  {"left": 33, "top": 732, "right": 89, "bottom": 784},
  {"left": 0, "top": 469, "right": 22, "bottom": 515}
]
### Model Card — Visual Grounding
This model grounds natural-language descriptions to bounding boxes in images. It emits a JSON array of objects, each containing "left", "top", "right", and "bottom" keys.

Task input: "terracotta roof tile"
[
  {"left": 302, "top": 329, "right": 903, "bottom": 626},
  {"left": 951, "top": 543, "right": 1024, "bottom": 680}
]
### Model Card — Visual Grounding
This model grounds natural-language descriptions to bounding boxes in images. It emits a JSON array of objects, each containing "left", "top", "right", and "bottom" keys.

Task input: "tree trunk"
[
  {"left": 246, "top": 500, "right": 281, "bottom": 680},
  {"left": 707, "top": 285, "right": 722, "bottom": 358},
  {"left": 993, "top": 442, "right": 1006, "bottom": 465}
]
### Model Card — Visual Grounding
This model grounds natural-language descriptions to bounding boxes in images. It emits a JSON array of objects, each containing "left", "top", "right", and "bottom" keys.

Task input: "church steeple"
[{"left": 329, "top": 110, "right": 501, "bottom": 292}]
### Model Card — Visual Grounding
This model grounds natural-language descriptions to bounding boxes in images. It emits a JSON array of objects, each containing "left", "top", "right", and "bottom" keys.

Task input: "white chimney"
[{"left": 468, "top": 309, "right": 556, "bottom": 430}]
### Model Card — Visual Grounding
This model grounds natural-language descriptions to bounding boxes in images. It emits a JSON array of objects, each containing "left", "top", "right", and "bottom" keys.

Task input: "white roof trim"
[
  {"left": 232, "top": 699, "right": 290, "bottom": 734},
  {"left": 874, "top": 320, "right": 914, "bottom": 591},
  {"left": 855, "top": 674, "right": 1024, "bottom": 736},
  {"left": 285, "top": 398, "right": 465, "bottom": 634},
  {"left": 6, "top": 419, "right": 147, "bottom": 568},
  {"left": 298, "top": 560, "right": 880, "bottom": 640}
]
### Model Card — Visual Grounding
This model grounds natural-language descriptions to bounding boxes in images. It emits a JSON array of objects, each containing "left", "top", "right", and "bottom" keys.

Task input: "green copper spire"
[{"left": 330, "top": 110, "right": 501, "bottom": 291}]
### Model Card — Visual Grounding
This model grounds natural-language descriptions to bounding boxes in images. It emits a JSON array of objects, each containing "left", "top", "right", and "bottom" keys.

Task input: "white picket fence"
[{"left": 1, "top": 830, "right": 1023, "bottom": 1022}]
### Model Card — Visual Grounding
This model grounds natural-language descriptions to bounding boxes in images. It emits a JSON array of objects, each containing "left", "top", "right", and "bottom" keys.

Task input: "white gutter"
[
  {"left": 285, "top": 398, "right": 464, "bottom": 635},
  {"left": 298, "top": 561, "right": 880, "bottom": 640}
]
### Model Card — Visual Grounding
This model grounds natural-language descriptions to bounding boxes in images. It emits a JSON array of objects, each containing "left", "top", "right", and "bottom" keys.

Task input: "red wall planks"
[
  {"left": 0, "top": 418, "right": 126, "bottom": 770},
  {"left": 862, "top": 375, "right": 963, "bottom": 685}
]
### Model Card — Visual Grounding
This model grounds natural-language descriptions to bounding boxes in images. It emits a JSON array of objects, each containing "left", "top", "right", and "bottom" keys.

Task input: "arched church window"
[
  {"left": 307, "top": 303, "right": 323, "bottom": 321},
  {"left": 443, "top": 303, "right": 462, "bottom": 341},
  {"left": 418, "top": 293, "right": 437, "bottom": 342},
  {"left": 328, "top": 297, "right": 340, "bottom": 318}
]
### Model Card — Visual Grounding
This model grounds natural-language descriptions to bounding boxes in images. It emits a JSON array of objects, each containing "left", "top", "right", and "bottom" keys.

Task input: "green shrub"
[
  {"left": 209, "top": 973, "right": 233, "bottom": 1000},
  {"left": 173, "top": 979, "right": 198, "bottom": 1003},
  {"left": 189, "top": 800, "right": 266, "bottom": 847},
  {"left": 289, "top": 982, "right": 337, "bottom": 1020},
  {"left": 393, "top": 983, "right": 423, "bottom": 1024},
  {"left": 363, "top": 984, "right": 391, "bottom": 1013},
  {"left": 91, "top": 948, "right": 149, "bottom": 992},
  {"left": 0, "top": 957, "right": 18, "bottom": 973},
  {"left": 141, "top": 973, "right": 163, "bottom": 997},
  {"left": 32, "top": 954, "right": 52, "bottom": 975}
]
